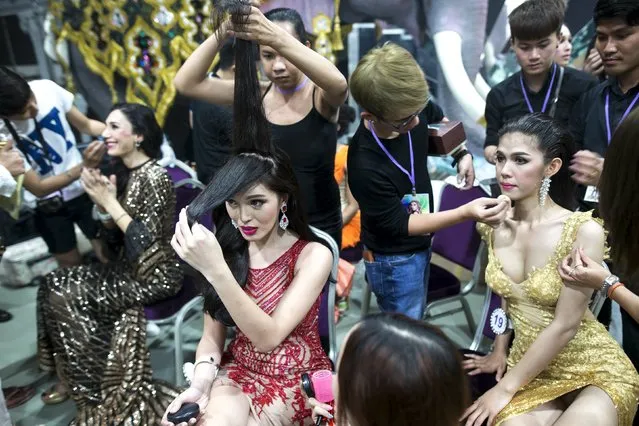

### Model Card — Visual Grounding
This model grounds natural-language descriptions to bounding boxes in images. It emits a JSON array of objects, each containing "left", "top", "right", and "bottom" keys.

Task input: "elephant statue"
[{"left": 337, "top": 0, "right": 490, "bottom": 152}]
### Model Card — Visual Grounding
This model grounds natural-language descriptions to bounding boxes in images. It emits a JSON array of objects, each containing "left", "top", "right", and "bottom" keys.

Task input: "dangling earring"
[
  {"left": 539, "top": 176, "right": 551, "bottom": 207},
  {"left": 231, "top": 219, "right": 238, "bottom": 229},
  {"left": 279, "top": 202, "right": 289, "bottom": 230},
  {"left": 135, "top": 140, "right": 141, "bottom": 149}
]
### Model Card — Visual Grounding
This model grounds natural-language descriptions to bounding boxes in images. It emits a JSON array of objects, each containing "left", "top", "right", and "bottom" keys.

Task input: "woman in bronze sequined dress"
[{"left": 37, "top": 103, "right": 181, "bottom": 424}]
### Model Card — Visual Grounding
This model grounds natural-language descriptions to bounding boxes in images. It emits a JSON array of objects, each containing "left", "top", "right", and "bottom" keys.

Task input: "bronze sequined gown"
[
  {"left": 37, "top": 161, "right": 182, "bottom": 425},
  {"left": 479, "top": 211, "right": 639, "bottom": 425}
]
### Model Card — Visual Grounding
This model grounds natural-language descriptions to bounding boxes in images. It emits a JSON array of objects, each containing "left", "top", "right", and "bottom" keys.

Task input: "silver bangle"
[
  {"left": 92, "top": 204, "right": 112, "bottom": 222},
  {"left": 183, "top": 356, "right": 220, "bottom": 385}
]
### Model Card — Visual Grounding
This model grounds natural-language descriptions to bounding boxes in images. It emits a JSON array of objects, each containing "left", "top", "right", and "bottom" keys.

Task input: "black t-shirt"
[
  {"left": 484, "top": 66, "right": 598, "bottom": 147},
  {"left": 190, "top": 96, "right": 233, "bottom": 184},
  {"left": 347, "top": 102, "right": 445, "bottom": 254},
  {"left": 570, "top": 77, "right": 639, "bottom": 210}
]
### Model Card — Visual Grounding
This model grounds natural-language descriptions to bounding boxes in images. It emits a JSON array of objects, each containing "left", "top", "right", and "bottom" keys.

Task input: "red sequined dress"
[{"left": 212, "top": 239, "right": 332, "bottom": 425}]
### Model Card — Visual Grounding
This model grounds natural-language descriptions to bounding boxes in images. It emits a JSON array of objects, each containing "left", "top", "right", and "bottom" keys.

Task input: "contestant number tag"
[{"left": 490, "top": 308, "right": 508, "bottom": 335}]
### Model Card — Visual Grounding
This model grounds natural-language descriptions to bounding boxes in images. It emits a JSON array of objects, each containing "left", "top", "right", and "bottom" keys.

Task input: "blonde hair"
[{"left": 349, "top": 43, "right": 429, "bottom": 120}]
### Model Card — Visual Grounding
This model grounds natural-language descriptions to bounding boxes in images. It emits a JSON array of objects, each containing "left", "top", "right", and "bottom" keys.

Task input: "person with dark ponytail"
[
  {"left": 36, "top": 103, "right": 182, "bottom": 422},
  {"left": 461, "top": 113, "right": 639, "bottom": 426},
  {"left": 164, "top": 2, "right": 333, "bottom": 425},
  {"left": 174, "top": 1, "right": 348, "bottom": 248}
]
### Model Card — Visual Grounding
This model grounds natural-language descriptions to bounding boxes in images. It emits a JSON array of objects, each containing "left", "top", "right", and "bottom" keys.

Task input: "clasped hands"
[{"left": 80, "top": 168, "right": 116, "bottom": 208}]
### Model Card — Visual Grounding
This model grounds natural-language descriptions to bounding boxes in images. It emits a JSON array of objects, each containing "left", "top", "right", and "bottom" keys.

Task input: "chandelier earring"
[
  {"left": 279, "top": 202, "right": 289, "bottom": 230},
  {"left": 539, "top": 176, "right": 552, "bottom": 207}
]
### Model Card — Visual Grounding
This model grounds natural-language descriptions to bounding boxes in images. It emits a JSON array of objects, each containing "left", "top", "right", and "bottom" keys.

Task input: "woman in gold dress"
[
  {"left": 461, "top": 113, "right": 639, "bottom": 426},
  {"left": 37, "top": 103, "right": 181, "bottom": 424}
]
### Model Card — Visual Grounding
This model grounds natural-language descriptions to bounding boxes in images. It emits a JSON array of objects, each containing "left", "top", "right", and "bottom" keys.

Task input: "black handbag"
[{"left": 35, "top": 195, "right": 64, "bottom": 214}]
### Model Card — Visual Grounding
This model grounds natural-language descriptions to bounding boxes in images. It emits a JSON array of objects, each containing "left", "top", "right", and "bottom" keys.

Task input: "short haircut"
[
  {"left": 349, "top": 43, "right": 429, "bottom": 120},
  {"left": 594, "top": 0, "right": 639, "bottom": 26},
  {"left": 215, "top": 38, "right": 236, "bottom": 72},
  {"left": 509, "top": 0, "right": 565, "bottom": 41},
  {"left": 0, "top": 66, "right": 31, "bottom": 117}
]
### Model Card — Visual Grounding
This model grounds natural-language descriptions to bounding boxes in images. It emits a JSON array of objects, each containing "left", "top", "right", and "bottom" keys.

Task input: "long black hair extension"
[{"left": 211, "top": 0, "right": 270, "bottom": 153}]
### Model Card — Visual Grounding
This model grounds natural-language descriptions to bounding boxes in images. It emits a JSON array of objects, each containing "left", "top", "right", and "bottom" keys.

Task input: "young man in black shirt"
[
  {"left": 189, "top": 39, "right": 235, "bottom": 184},
  {"left": 570, "top": 0, "right": 639, "bottom": 393},
  {"left": 570, "top": 0, "right": 639, "bottom": 197},
  {"left": 348, "top": 43, "right": 510, "bottom": 320},
  {"left": 483, "top": 0, "right": 598, "bottom": 164}
]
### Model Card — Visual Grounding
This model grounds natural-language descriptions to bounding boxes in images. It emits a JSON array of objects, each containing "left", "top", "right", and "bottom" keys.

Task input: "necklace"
[{"left": 275, "top": 76, "right": 309, "bottom": 95}]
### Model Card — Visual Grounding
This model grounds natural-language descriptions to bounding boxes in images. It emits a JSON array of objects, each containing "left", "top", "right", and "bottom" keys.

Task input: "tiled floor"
[{"left": 0, "top": 256, "right": 487, "bottom": 426}]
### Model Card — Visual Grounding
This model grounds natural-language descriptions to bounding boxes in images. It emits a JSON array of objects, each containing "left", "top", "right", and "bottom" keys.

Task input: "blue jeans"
[{"left": 364, "top": 248, "right": 432, "bottom": 319}]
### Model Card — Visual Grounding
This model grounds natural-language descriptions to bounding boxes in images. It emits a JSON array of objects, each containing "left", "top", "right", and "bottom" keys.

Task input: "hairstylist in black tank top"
[{"left": 174, "top": 6, "right": 348, "bottom": 247}]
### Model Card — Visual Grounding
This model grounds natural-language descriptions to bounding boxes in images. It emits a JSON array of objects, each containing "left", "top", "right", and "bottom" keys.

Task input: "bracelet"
[
  {"left": 194, "top": 356, "right": 220, "bottom": 371},
  {"left": 92, "top": 204, "right": 112, "bottom": 222},
  {"left": 452, "top": 149, "right": 472, "bottom": 167},
  {"left": 113, "top": 213, "right": 128, "bottom": 224},
  {"left": 608, "top": 282, "right": 625, "bottom": 299},
  {"left": 183, "top": 356, "right": 220, "bottom": 386},
  {"left": 448, "top": 143, "right": 467, "bottom": 157}
]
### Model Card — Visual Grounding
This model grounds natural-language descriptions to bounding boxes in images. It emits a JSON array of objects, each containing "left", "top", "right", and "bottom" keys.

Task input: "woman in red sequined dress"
[{"left": 165, "top": 151, "right": 333, "bottom": 426}]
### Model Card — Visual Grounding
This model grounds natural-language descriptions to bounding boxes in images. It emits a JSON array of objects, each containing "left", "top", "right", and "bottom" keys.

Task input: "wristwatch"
[
  {"left": 452, "top": 147, "right": 472, "bottom": 167},
  {"left": 92, "top": 204, "right": 112, "bottom": 222},
  {"left": 601, "top": 274, "right": 620, "bottom": 297}
]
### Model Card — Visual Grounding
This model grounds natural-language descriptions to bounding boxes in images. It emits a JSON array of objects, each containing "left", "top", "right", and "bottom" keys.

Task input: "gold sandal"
[{"left": 41, "top": 384, "right": 69, "bottom": 405}]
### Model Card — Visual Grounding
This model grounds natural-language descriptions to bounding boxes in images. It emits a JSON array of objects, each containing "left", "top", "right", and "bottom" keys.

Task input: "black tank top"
[{"left": 265, "top": 86, "right": 341, "bottom": 237}]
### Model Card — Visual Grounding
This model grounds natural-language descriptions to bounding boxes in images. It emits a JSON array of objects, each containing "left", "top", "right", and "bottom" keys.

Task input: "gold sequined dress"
[
  {"left": 479, "top": 211, "right": 639, "bottom": 425},
  {"left": 37, "top": 161, "right": 182, "bottom": 425}
]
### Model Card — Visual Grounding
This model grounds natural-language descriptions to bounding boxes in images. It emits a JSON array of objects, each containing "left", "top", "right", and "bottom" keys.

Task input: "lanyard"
[
  {"left": 369, "top": 121, "right": 416, "bottom": 195},
  {"left": 520, "top": 63, "right": 557, "bottom": 114},
  {"left": 2, "top": 118, "right": 55, "bottom": 167},
  {"left": 605, "top": 89, "right": 639, "bottom": 144}
]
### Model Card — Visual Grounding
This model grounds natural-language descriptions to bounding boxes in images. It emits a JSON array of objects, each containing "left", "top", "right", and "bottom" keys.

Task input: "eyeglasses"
[{"left": 378, "top": 100, "right": 430, "bottom": 131}]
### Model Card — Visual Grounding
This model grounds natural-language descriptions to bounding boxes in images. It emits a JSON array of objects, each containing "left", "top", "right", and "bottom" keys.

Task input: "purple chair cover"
[
  {"left": 427, "top": 263, "right": 463, "bottom": 301},
  {"left": 164, "top": 164, "right": 193, "bottom": 185},
  {"left": 481, "top": 291, "right": 503, "bottom": 342},
  {"left": 462, "top": 290, "right": 505, "bottom": 405},
  {"left": 426, "top": 185, "right": 484, "bottom": 301},
  {"left": 431, "top": 185, "right": 484, "bottom": 270},
  {"left": 145, "top": 275, "right": 200, "bottom": 320},
  {"left": 144, "top": 167, "right": 210, "bottom": 321}
]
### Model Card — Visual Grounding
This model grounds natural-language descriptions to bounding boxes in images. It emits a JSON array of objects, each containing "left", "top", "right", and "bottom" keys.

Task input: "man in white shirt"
[
  {"left": 0, "top": 66, "right": 106, "bottom": 268},
  {"left": 0, "top": 142, "right": 25, "bottom": 324}
]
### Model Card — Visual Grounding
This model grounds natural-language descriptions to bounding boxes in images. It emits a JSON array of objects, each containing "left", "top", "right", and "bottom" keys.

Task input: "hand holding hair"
[
  {"left": 171, "top": 208, "right": 226, "bottom": 283},
  {"left": 226, "top": 5, "right": 279, "bottom": 46}
]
